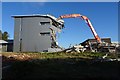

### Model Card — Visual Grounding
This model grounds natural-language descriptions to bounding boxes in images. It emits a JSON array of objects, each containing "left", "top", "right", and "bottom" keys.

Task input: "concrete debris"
[
  {"left": 48, "top": 48, "right": 63, "bottom": 52},
  {"left": 102, "top": 54, "right": 108, "bottom": 59},
  {"left": 97, "top": 58, "right": 120, "bottom": 62},
  {"left": 62, "top": 44, "right": 86, "bottom": 53},
  {"left": 80, "top": 38, "right": 120, "bottom": 53}
]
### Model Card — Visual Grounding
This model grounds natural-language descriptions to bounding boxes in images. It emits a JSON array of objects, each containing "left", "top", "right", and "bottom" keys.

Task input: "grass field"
[{"left": 1, "top": 52, "right": 120, "bottom": 80}]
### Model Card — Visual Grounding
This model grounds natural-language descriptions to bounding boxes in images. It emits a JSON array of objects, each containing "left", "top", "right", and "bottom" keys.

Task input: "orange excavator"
[
  {"left": 56, "top": 14, "right": 116, "bottom": 53},
  {"left": 57, "top": 14, "right": 102, "bottom": 44}
]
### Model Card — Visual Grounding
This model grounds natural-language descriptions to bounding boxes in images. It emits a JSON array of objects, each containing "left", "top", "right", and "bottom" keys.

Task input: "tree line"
[{"left": 0, "top": 30, "right": 9, "bottom": 40}]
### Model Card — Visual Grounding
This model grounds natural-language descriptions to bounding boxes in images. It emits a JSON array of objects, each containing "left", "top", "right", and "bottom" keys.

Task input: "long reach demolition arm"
[{"left": 57, "top": 14, "right": 102, "bottom": 43}]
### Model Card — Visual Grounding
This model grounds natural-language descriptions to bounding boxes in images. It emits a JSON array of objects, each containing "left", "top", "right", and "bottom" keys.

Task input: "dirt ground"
[{"left": 1, "top": 52, "right": 120, "bottom": 80}]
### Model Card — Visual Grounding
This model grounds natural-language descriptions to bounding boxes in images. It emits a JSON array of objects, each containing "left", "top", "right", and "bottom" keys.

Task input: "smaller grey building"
[
  {"left": 0, "top": 40, "right": 8, "bottom": 52},
  {"left": 0, "top": 40, "right": 13, "bottom": 52},
  {"left": 80, "top": 38, "right": 116, "bottom": 52},
  {"left": 12, "top": 14, "right": 64, "bottom": 52}
]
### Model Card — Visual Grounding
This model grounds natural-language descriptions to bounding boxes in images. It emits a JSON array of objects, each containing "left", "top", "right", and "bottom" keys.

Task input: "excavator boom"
[{"left": 57, "top": 14, "right": 101, "bottom": 43}]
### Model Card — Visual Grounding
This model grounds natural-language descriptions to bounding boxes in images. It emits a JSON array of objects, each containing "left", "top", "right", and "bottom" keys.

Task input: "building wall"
[
  {"left": 7, "top": 43, "right": 13, "bottom": 52},
  {"left": 6, "top": 40, "right": 13, "bottom": 52},
  {"left": 0, "top": 44, "right": 2, "bottom": 52},
  {"left": 2, "top": 44, "right": 7, "bottom": 52},
  {"left": 14, "top": 18, "right": 21, "bottom": 52},
  {"left": 0, "top": 44, "right": 7, "bottom": 52},
  {"left": 14, "top": 17, "right": 52, "bottom": 52}
]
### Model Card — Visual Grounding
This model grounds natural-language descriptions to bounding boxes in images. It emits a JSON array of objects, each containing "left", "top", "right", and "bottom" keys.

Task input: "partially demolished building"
[
  {"left": 12, "top": 14, "right": 64, "bottom": 52},
  {"left": 80, "top": 38, "right": 116, "bottom": 52}
]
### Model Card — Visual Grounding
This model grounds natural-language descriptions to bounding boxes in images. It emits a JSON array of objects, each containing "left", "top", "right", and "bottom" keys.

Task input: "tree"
[{"left": 2, "top": 31, "right": 9, "bottom": 40}]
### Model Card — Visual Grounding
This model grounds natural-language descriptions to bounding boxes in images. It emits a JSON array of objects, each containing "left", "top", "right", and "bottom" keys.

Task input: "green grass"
[{"left": 1, "top": 52, "right": 115, "bottom": 58}]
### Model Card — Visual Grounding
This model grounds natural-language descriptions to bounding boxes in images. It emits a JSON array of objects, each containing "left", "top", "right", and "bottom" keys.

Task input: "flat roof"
[
  {"left": 12, "top": 14, "right": 64, "bottom": 27},
  {"left": 12, "top": 14, "right": 56, "bottom": 18},
  {"left": 81, "top": 38, "right": 111, "bottom": 44},
  {"left": 0, "top": 40, "right": 8, "bottom": 44}
]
